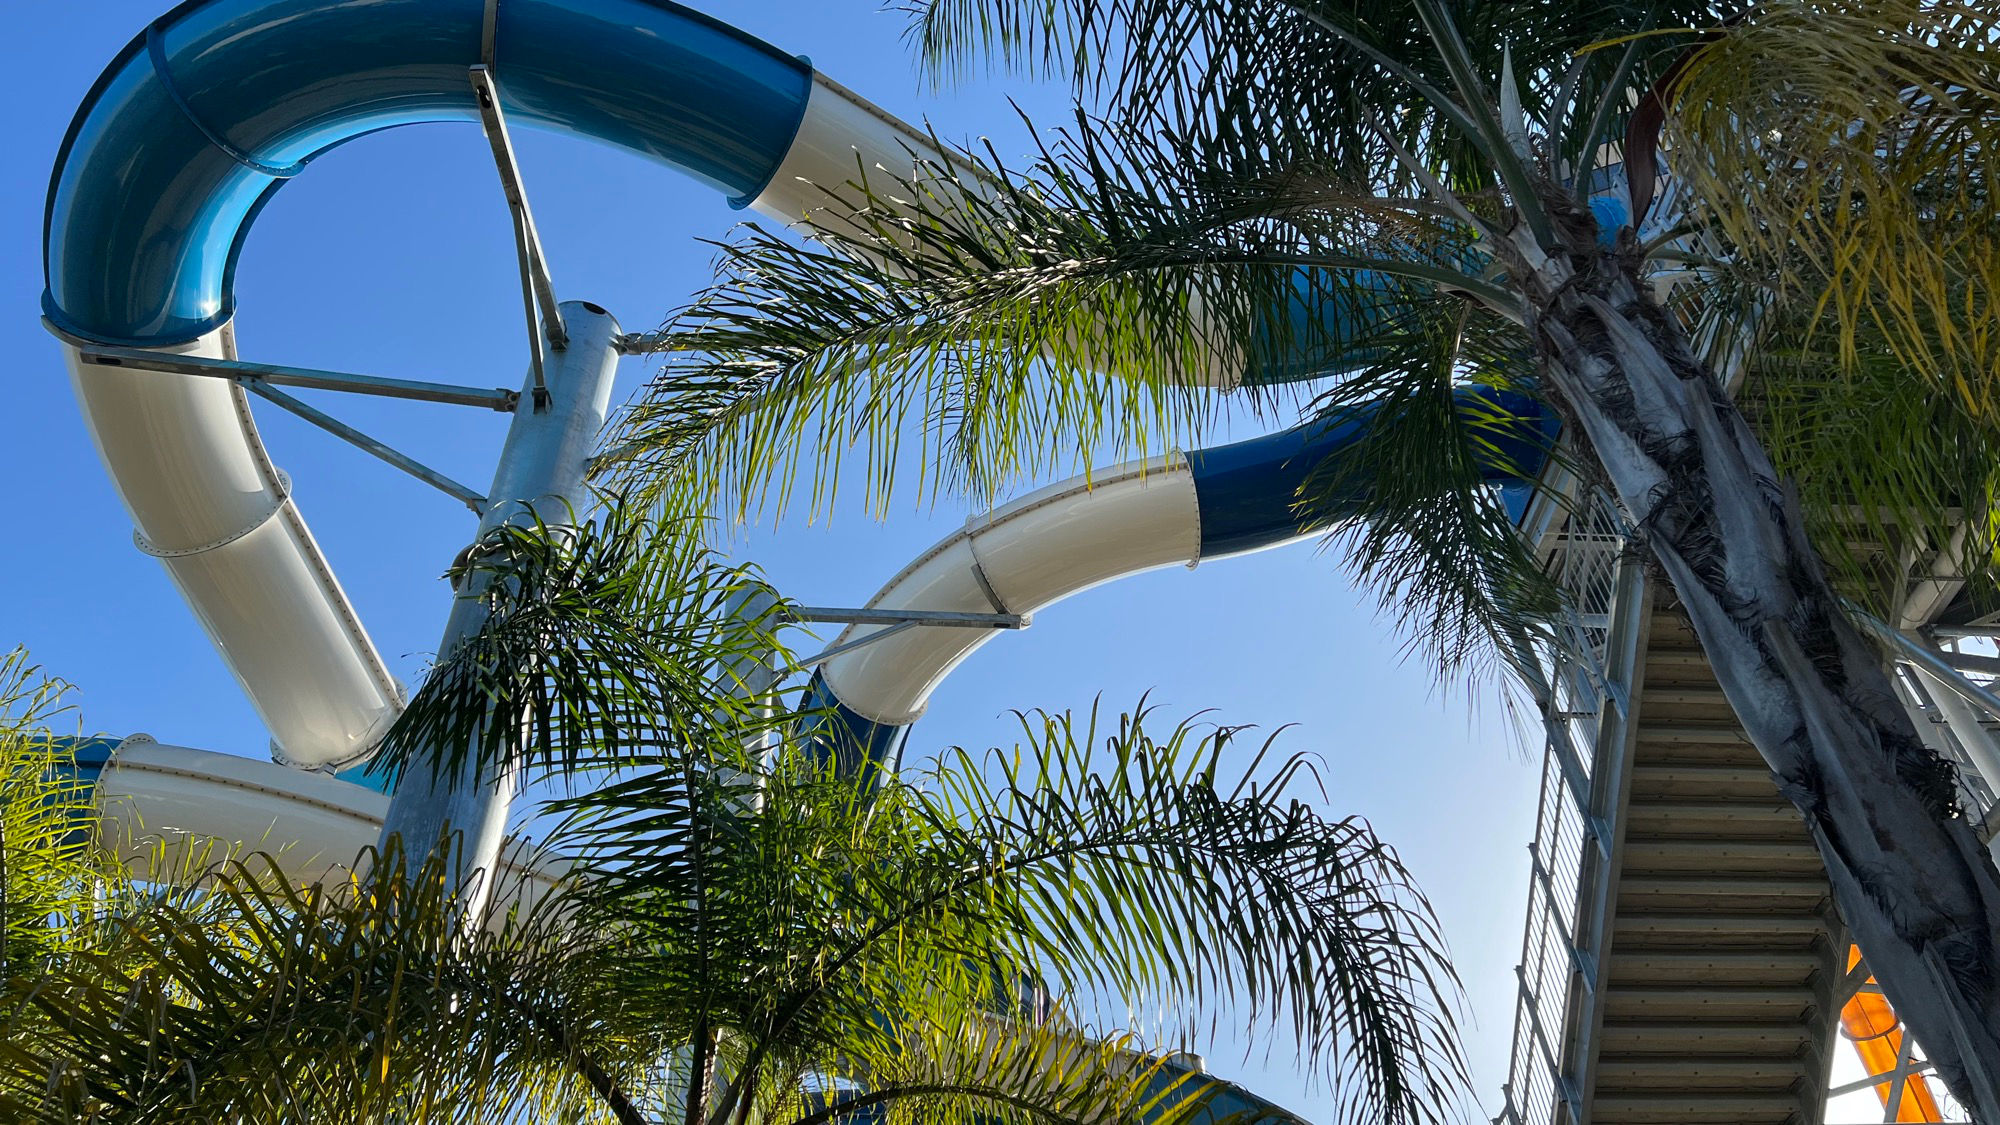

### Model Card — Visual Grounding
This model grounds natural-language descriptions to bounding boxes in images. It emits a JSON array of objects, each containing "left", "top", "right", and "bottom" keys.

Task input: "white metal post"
[
  {"left": 378, "top": 300, "right": 620, "bottom": 919},
  {"left": 719, "top": 586, "right": 780, "bottom": 764}
]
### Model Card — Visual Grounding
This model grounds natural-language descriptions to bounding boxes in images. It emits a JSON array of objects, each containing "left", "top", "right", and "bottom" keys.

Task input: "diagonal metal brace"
[
  {"left": 246, "top": 383, "right": 487, "bottom": 513},
  {"left": 788, "top": 607, "right": 1029, "bottom": 629},
  {"left": 470, "top": 63, "right": 565, "bottom": 411},
  {"left": 789, "top": 607, "right": 1031, "bottom": 670}
]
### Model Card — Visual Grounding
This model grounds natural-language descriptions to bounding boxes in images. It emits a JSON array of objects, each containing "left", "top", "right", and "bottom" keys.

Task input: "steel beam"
[
  {"left": 786, "top": 606, "right": 1028, "bottom": 629},
  {"left": 471, "top": 64, "right": 566, "bottom": 361},
  {"left": 1853, "top": 606, "right": 2000, "bottom": 718},
  {"left": 71, "top": 343, "right": 518, "bottom": 410}
]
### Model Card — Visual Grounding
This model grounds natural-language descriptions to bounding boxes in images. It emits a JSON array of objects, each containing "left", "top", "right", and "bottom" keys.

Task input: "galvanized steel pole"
[{"left": 378, "top": 300, "right": 620, "bottom": 919}]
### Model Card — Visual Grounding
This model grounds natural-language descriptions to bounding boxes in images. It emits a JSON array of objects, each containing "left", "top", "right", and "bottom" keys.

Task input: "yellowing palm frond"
[{"left": 1668, "top": 0, "right": 2000, "bottom": 414}]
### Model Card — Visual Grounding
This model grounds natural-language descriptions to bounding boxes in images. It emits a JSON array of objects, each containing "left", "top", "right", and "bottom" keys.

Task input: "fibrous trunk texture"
[{"left": 1517, "top": 193, "right": 2000, "bottom": 1118}]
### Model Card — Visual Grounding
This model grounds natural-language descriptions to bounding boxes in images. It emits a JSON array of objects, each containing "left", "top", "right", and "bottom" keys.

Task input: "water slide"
[
  {"left": 40, "top": 6, "right": 1952, "bottom": 1115},
  {"left": 26, "top": 2, "right": 1579, "bottom": 1118},
  {"left": 44, "top": 0, "right": 1550, "bottom": 848}
]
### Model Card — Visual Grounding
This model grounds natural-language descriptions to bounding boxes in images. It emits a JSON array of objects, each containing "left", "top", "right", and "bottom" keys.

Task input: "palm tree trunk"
[
  {"left": 1517, "top": 200, "right": 2000, "bottom": 1117},
  {"left": 687, "top": 1021, "right": 717, "bottom": 1125}
]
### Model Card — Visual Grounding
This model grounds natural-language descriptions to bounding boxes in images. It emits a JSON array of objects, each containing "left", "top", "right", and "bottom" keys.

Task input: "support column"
[{"left": 378, "top": 300, "right": 620, "bottom": 919}]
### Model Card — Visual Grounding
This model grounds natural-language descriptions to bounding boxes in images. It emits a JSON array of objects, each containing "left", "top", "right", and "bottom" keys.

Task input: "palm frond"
[
  {"left": 0, "top": 842, "right": 652, "bottom": 1123},
  {"left": 604, "top": 115, "right": 1524, "bottom": 525},
  {"left": 1740, "top": 300, "right": 2000, "bottom": 621},
  {"left": 767, "top": 1020, "right": 1262, "bottom": 1125},
  {"left": 915, "top": 703, "right": 1469, "bottom": 1124},
  {"left": 906, "top": 0, "right": 1710, "bottom": 203},
  {"left": 553, "top": 698, "right": 1469, "bottom": 1125},
  {"left": 0, "top": 651, "right": 129, "bottom": 991},
  {"left": 1666, "top": 0, "right": 2000, "bottom": 414},
  {"left": 364, "top": 502, "right": 791, "bottom": 790},
  {"left": 1291, "top": 298, "right": 1571, "bottom": 684}
]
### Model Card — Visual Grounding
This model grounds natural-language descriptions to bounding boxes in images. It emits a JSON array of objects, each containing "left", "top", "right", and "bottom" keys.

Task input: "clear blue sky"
[{"left": 2, "top": 2, "right": 1538, "bottom": 1117}]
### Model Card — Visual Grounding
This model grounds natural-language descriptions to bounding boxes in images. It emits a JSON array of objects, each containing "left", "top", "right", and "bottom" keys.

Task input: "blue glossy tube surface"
[
  {"left": 1188, "top": 387, "right": 1555, "bottom": 558},
  {"left": 46, "top": 0, "right": 810, "bottom": 344},
  {"left": 797, "top": 668, "right": 910, "bottom": 781}
]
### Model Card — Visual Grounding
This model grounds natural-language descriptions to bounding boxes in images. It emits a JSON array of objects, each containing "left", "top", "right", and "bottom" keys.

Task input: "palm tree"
[
  {"left": 599, "top": 0, "right": 2000, "bottom": 1112},
  {"left": 0, "top": 651, "right": 120, "bottom": 999},
  {"left": 0, "top": 516, "right": 1469, "bottom": 1123}
]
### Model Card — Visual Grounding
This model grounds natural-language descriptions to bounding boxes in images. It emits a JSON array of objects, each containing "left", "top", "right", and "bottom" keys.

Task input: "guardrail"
[{"left": 1493, "top": 492, "right": 1645, "bottom": 1125}]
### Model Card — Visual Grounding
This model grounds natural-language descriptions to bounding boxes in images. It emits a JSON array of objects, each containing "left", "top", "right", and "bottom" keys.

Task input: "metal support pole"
[
  {"left": 720, "top": 586, "right": 781, "bottom": 775},
  {"left": 377, "top": 300, "right": 620, "bottom": 921}
]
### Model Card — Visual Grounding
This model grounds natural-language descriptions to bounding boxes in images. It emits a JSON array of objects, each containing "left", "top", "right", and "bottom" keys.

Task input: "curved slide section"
[
  {"left": 61, "top": 330, "right": 407, "bottom": 770},
  {"left": 802, "top": 389, "right": 1552, "bottom": 772},
  {"left": 46, "top": 0, "right": 1535, "bottom": 771},
  {"left": 44, "top": 1, "right": 959, "bottom": 768},
  {"left": 76, "top": 737, "right": 560, "bottom": 913}
]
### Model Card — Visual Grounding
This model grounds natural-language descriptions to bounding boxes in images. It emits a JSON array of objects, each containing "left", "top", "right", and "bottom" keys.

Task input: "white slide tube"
[
  {"left": 749, "top": 73, "right": 955, "bottom": 240},
  {"left": 820, "top": 454, "right": 1203, "bottom": 726},
  {"left": 749, "top": 75, "right": 1244, "bottom": 389},
  {"left": 63, "top": 335, "right": 403, "bottom": 771},
  {"left": 96, "top": 740, "right": 560, "bottom": 915}
]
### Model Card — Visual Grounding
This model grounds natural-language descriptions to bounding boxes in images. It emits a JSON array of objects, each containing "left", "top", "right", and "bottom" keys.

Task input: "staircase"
[{"left": 1582, "top": 597, "right": 1844, "bottom": 1124}]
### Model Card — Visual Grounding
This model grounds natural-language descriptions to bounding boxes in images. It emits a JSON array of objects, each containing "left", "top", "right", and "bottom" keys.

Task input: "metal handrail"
[{"left": 1495, "top": 495, "right": 1642, "bottom": 1125}]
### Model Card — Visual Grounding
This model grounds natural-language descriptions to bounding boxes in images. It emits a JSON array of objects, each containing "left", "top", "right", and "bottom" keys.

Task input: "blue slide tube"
[
  {"left": 800, "top": 389, "right": 1553, "bottom": 774},
  {"left": 46, "top": 0, "right": 811, "bottom": 346}
]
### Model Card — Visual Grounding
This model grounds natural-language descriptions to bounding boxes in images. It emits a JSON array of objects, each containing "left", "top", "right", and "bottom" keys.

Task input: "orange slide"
[{"left": 1841, "top": 946, "right": 1945, "bottom": 1121}]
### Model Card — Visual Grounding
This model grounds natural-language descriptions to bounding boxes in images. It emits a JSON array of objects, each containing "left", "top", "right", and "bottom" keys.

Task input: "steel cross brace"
[
  {"left": 469, "top": 62, "right": 566, "bottom": 410},
  {"left": 65, "top": 341, "right": 495, "bottom": 512},
  {"left": 788, "top": 606, "right": 1032, "bottom": 670},
  {"left": 247, "top": 383, "right": 487, "bottom": 513},
  {"left": 788, "top": 607, "right": 1029, "bottom": 629},
  {"left": 68, "top": 342, "right": 518, "bottom": 410}
]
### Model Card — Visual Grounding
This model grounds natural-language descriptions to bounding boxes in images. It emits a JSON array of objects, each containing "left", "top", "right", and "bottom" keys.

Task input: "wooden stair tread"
[
  {"left": 1610, "top": 913, "right": 1832, "bottom": 949},
  {"left": 1628, "top": 763, "right": 1787, "bottom": 801},
  {"left": 1564, "top": 597, "right": 1839, "bottom": 1124},
  {"left": 1594, "top": 1057, "right": 1814, "bottom": 1091},
  {"left": 1597, "top": 1022, "right": 1822, "bottom": 1054},
  {"left": 1621, "top": 802, "right": 1812, "bottom": 841},
  {"left": 1592, "top": 1088, "right": 1816, "bottom": 1112},
  {"left": 1635, "top": 724, "right": 1754, "bottom": 745},
  {"left": 1606, "top": 951, "right": 1826, "bottom": 987},
  {"left": 1619, "top": 840, "right": 1825, "bottom": 875},
  {"left": 1603, "top": 986, "right": 1822, "bottom": 1023}
]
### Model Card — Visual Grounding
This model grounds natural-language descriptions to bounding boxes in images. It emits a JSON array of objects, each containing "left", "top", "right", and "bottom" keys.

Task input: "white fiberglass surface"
[
  {"left": 820, "top": 454, "right": 1201, "bottom": 724},
  {"left": 98, "top": 742, "right": 562, "bottom": 914},
  {"left": 63, "top": 338, "right": 401, "bottom": 768}
]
